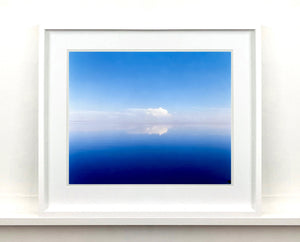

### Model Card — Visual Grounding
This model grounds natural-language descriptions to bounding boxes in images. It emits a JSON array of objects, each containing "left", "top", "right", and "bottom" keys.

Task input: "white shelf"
[
  {"left": 1, "top": 196, "right": 300, "bottom": 225},
  {"left": 1, "top": 215, "right": 300, "bottom": 226}
]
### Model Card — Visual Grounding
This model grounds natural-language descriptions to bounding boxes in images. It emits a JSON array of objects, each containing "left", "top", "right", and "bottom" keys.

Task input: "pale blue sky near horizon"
[{"left": 69, "top": 51, "right": 231, "bottom": 116}]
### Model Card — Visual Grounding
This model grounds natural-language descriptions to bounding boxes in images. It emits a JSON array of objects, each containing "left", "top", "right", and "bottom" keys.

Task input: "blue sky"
[
  {"left": 69, "top": 52, "right": 231, "bottom": 113},
  {"left": 69, "top": 52, "right": 231, "bottom": 133}
]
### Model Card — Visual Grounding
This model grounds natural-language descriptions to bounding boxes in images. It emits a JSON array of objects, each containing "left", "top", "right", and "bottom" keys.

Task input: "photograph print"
[{"left": 69, "top": 51, "right": 231, "bottom": 184}]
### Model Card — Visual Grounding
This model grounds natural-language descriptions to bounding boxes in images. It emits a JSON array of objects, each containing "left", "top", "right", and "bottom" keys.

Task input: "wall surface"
[{"left": 0, "top": 0, "right": 300, "bottom": 241}]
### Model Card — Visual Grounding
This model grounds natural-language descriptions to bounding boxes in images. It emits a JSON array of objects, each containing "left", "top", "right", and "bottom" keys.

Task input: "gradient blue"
[
  {"left": 69, "top": 51, "right": 231, "bottom": 184},
  {"left": 69, "top": 52, "right": 231, "bottom": 113}
]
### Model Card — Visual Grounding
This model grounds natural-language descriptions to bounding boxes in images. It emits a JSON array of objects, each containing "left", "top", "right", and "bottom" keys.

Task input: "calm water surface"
[{"left": 69, "top": 126, "right": 231, "bottom": 184}]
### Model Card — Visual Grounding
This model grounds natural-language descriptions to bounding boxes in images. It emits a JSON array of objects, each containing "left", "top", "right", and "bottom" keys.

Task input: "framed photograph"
[
  {"left": 68, "top": 51, "right": 231, "bottom": 185},
  {"left": 39, "top": 26, "right": 261, "bottom": 223}
]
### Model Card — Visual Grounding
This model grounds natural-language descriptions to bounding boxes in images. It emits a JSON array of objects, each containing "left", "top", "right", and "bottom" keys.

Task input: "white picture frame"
[{"left": 38, "top": 26, "right": 261, "bottom": 223}]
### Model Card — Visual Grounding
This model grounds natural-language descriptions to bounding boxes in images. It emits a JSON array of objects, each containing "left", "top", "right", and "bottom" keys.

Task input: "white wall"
[{"left": 0, "top": 0, "right": 300, "bottom": 240}]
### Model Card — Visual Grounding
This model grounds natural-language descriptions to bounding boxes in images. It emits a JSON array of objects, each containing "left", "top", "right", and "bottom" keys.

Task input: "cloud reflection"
[
  {"left": 129, "top": 125, "right": 169, "bottom": 135},
  {"left": 69, "top": 107, "right": 230, "bottom": 135}
]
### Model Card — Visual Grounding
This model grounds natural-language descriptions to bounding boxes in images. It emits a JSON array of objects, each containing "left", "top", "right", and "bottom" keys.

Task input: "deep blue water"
[{"left": 69, "top": 127, "right": 231, "bottom": 184}]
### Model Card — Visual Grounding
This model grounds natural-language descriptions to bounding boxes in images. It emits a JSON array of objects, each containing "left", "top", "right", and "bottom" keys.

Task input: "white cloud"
[
  {"left": 146, "top": 107, "right": 170, "bottom": 117},
  {"left": 69, "top": 107, "right": 231, "bottom": 133}
]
